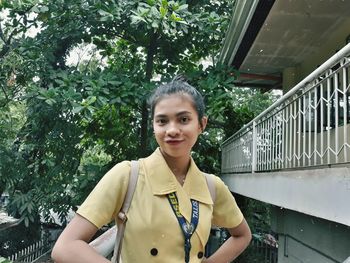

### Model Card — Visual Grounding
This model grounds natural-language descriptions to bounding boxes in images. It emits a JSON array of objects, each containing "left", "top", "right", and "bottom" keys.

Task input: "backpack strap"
[
  {"left": 112, "top": 160, "right": 139, "bottom": 263},
  {"left": 204, "top": 173, "right": 216, "bottom": 204}
]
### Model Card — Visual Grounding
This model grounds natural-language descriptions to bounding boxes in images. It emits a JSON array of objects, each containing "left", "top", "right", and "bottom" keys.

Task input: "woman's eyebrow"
[
  {"left": 176, "top": 111, "right": 192, "bottom": 116},
  {"left": 154, "top": 111, "right": 192, "bottom": 118},
  {"left": 154, "top": 114, "right": 168, "bottom": 118}
]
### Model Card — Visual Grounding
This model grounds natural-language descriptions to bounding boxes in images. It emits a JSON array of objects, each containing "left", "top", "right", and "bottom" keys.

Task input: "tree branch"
[
  {"left": 0, "top": 21, "right": 7, "bottom": 43},
  {"left": 0, "top": 81, "right": 10, "bottom": 107}
]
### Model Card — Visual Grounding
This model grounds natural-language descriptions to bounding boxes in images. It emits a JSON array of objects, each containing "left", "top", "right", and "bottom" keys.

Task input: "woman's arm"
[
  {"left": 51, "top": 214, "right": 110, "bottom": 263},
  {"left": 203, "top": 218, "right": 252, "bottom": 263}
]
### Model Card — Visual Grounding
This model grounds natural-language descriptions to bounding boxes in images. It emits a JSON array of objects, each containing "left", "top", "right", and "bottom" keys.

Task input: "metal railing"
[
  {"left": 222, "top": 43, "right": 350, "bottom": 173},
  {"left": 8, "top": 239, "right": 53, "bottom": 263}
]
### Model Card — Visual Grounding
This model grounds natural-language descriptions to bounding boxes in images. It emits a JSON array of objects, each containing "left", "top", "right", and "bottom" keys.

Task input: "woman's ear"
[{"left": 200, "top": 116, "right": 208, "bottom": 132}]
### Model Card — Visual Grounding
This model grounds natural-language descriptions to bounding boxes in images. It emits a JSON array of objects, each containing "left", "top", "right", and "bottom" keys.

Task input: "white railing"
[
  {"left": 222, "top": 43, "right": 350, "bottom": 173},
  {"left": 8, "top": 239, "right": 52, "bottom": 262}
]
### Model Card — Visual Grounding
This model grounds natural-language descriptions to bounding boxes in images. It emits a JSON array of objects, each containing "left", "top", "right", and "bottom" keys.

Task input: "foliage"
[
  {"left": 0, "top": 257, "right": 12, "bottom": 263},
  {"left": 231, "top": 196, "right": 275, "bottom": 263},
  {"left": 0, "top": 0, "right": 278, "bottom": 227},
  {"left": 188, "top": 65, "right": 277, "bottom": 174},
  {"left": 0, "top": 221, "right": 44, "bottom": 257}
]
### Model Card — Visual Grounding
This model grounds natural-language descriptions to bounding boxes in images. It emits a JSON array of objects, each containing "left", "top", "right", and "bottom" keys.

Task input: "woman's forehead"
[{"left": 154, "top": 94, "right": 197, "bottom": 114}]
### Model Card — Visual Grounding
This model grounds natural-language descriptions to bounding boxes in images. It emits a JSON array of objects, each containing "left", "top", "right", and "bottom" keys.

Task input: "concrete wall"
[
  {"left": 221, "top": 167, "right": 350, "bottom": 227},
  {"left": 221, "top": 168, "right": 350, "bottom": 262},
  {"left": 271, "top": 208, "right": 350, "bottom": 263}
]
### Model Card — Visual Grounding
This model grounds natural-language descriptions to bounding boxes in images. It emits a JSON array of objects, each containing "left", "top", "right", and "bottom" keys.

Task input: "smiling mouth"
[{"left": 165, "top": 140, "right": 183, "bottom": 145}]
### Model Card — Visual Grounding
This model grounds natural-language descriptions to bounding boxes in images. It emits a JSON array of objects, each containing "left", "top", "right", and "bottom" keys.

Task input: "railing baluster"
[
  {"left": 282, "top": 107, "right": 286, "bottom": 169},
  {"left": 335, "top": 71, "right": 339, "bottom": 163},
  {"left": 343, "top": 60, "right": 348, "bottom": 162},
  {"left": 314, "top": 83, "right": 318, "bottom": 165},
  {"left": 293, "top": 99, "right": 297, "bottom": 167},
  {"left": 303, "top": 93, "right": 306, "bottom": 166},
  {"left": 273, "top": 116, "right": 276, "bottom": 170},
  {"left": 307, "top": 91, "right": 311, "bottom": 166},
  {"left": 298, "top": 97, "right": 301, "bottom": 167},
  {"left": 289, "top": 103, "right": 292, "bottom": 168},
  {"left": 252, "top": 121, "right": 257, "bottom": 172},
  {"left": 320, "top": 82, "right": 324, "bottom": 165},
  {"left": 257, "top": 123, "right": 261, "bottom": 171},
  {"left": 262, "top": 119, "right": 266, "bottom": 171},
  {"left": 269, "top": 117, "right": 272, "bottom": 170},
  {"left": 327, "top": 71, "right": 331, "bottom": 164}
]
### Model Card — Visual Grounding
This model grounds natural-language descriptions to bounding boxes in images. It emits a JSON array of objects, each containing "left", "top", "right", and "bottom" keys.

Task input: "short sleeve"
[
  {"left": 77, "top": 161, "right": 131, "bottom": 228},
  {"left": 211, "top": 176, "right": 244, "bottom": 228}
]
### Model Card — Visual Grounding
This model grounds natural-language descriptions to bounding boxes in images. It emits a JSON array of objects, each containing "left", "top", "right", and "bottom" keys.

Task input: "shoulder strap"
[
  {"left": 112, "top": 160, "right": 139, "bottom": 263},
  {"left": 119, "top": 160, "right": 139, "bottom": 218},
  {"left": 204, "top": 173, "right": 216, "bottom": 203}
]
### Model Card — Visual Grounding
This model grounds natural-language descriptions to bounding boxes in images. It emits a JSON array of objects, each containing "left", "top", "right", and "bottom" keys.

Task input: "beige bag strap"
[
  {"left": 203, "top": 173, "right": 216, "bottom": 203},
  {"left": 112, "top": 160, "right": 139, "bottom": 263}
]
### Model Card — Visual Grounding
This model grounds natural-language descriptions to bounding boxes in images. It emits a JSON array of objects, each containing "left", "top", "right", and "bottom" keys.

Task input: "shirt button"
[
  {"left": 197, "top": 251, "right": 204, "bottom": 259},
  {"left": 150, "top": 248, "right": 158, "bottom": 256}
]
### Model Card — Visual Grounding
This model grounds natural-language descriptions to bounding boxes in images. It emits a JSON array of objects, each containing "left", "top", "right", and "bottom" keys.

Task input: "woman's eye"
[
  {"left": 180, "top": 117, "right": 190, "bottom": 123},
  {"left": 156, "top": 119, "right": 167, "bottom": 125}
]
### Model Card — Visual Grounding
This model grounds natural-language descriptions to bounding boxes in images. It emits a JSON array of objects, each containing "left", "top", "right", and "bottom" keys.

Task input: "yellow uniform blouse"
[{"left": 77, "top": 148, "right": 243, "bottom": 262}]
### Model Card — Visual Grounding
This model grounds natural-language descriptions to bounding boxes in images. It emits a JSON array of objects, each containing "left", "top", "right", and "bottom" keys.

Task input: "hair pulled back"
[{"left": 149, "top": 76, "right": 206, "bottom": 122}]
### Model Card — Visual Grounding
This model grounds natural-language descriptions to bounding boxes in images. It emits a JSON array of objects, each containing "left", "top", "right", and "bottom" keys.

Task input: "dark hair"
[{"left": 148, "top": 76, "right": 206, "bottom": 122}]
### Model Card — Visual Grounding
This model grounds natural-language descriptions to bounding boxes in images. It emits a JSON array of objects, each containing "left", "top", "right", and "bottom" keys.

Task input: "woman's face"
[{"left": 153, "top": 94, "right": 207, "bottom": 159}]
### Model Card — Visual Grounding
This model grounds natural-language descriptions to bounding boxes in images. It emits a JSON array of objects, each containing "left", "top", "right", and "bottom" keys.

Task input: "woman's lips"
[{"left": 165, "top": 140, "right": 183, "bottom": 145}]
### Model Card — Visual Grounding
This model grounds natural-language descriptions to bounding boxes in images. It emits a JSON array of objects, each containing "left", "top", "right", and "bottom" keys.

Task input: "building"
[{"left": 219, "top": 1, "right": 350, "bottom": 262}]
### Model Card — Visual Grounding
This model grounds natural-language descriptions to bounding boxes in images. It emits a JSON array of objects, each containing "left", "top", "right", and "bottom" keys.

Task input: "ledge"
[{"left": 221, "top": 166, "right": 350, "bottom": 226}]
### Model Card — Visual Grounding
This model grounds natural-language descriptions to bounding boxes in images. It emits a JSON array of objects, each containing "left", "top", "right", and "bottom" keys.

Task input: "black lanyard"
[{"left": 167, "top": 192, "right": 199, "bottom": 263}]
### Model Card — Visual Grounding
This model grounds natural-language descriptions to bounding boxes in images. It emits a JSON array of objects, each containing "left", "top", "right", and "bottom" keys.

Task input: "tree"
[{"left": 0, "top": 0, "right": 277, "bottom": 226}]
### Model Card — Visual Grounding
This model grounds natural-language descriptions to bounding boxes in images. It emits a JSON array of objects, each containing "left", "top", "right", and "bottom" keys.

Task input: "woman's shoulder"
[
  {"left": 108, "top": 160, "right": 131, "bottom": 174},
  {"left": 201, "top": 172, "right": 225, "bottom": 186},
  {"left": 98, "top": 160, "right": 132, "bottom": 186},
  {"left": 201, "top": 172, "right": 233, "bottom": 201}
]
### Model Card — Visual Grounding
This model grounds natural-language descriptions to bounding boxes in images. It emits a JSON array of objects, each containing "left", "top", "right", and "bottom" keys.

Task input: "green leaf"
[
  {"left": 0, "top": 256, "right": 12, "bottom": 263},
  {"left": 24, "top": 217, "right": 29, "bottom": 227},
  {"left": 108, "top": 80, "right": 122, "bottom": 85},
  {"left": 151, "top": 21, "right": 159, "bottom": 29},
  {"left": 40, "top": 6, "right": 49, "bottom": 12},
  {"left": 110, "top": 97, "right": 122, "bottom": 104},
  {"left": 177, "top": 4, "right": 188, "bottom": 11},
  {"left": 160, "top": 6, "right": 167, "bottom": 17},
  {"left": 72, "top": 106, "right": 84, "bottom": 114},
  {"left": 131, "top": 15, "right": 146, "bottom": 25},
  {"left": 86, "top": 96, "right": 97, "bottom": 105},
  {"left": 45, "top": 99, "right": 55, "bottom": 106},
  {"left": 147, "top": 0, "right": 156, "bottom": 5},
  {"left": 161, "top": 0, "right": 168, "bottom": 8},
  {"left": 170, "top": 12, "right": 183, "bottom": 22},
  {"left": 98, "top": 9, "right": 113, "bottom": 21}
]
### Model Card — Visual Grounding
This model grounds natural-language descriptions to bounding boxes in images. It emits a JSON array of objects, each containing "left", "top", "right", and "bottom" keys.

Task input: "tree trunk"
[{"left": 140, "top": 31, "right": 157, "bottom": 156}]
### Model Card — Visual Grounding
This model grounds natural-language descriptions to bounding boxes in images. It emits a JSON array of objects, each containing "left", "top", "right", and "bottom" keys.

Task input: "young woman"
[{"left": 52, "top": 78, "right": 251, "bottom": 263}]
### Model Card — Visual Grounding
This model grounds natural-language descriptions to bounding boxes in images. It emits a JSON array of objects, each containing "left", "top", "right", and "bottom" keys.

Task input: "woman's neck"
[{"left": 160, "top": 149, "right": 191, "bottom": 178}]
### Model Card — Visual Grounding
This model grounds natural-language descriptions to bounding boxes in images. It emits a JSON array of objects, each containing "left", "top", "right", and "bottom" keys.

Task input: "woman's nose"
[{"left": 166, "top": 123, "right": 180, "bottom": 136}]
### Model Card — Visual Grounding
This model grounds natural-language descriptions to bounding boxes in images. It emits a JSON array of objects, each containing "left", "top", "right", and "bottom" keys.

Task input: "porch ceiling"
[{"left": 220, "top": 0, "right": 350, "bottom": 88}]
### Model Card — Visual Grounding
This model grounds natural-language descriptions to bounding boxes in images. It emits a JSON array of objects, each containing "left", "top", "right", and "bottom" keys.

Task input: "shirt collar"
[{"left": 141, "top": 148, "right": 213, "bottom": 205}]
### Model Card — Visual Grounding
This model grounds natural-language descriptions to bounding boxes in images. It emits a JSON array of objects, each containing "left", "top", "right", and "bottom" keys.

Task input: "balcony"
[
  {"left": 222, "top": 43, "right": 350, "bottom": 173},
  {"left": 221, "top": 43, "right": 350, "bottom": 262}
]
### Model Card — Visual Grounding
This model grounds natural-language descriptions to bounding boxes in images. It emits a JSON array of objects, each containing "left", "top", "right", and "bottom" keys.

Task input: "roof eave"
[{"left": 219, "top": 0, "right": 276, "bottom": 69}]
